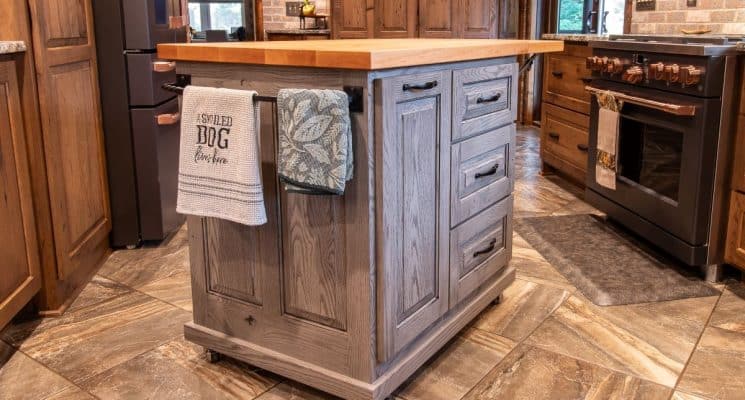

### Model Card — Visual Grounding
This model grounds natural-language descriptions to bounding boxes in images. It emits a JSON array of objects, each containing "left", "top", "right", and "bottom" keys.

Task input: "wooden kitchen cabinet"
[
  {"left": 0, "top": 55, "right": 41, "bottom": 329},
  {"left": 540, "top": 42, "right": 592, "bottom": 185},
  {"left": 333, "top": 0, "right": 506, "bottom": 39},
  {"left": 725, "top": 66, "right": 745, "bottom": 272}
]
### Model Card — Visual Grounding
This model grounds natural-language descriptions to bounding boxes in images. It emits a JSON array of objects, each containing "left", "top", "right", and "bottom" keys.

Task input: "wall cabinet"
[
  {"left": 333, "top": 0, "right": 513, "bottom": 39},
  {"left": 0, "top": 55, "right": 41, "bottom": 329}
]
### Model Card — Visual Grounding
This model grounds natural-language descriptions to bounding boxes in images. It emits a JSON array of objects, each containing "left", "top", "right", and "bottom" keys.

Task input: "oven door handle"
[{"left": 584, "top": 85, "right": 697, "bottom": 117}]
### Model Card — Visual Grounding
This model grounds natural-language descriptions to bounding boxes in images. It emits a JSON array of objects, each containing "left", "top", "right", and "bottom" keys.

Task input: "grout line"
[{"left": 666, "top": 287, "right": 726, "bottom": 400}]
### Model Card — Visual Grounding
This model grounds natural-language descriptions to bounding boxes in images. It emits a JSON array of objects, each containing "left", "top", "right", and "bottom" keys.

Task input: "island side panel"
[{"left": 181, "top": 62, "right": 377, "bottom": 382}]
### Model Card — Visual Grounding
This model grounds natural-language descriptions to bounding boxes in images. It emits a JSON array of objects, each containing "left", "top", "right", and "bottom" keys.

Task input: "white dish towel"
[{"left": 176, "top": 86, "right": 267, "bottom": 226}]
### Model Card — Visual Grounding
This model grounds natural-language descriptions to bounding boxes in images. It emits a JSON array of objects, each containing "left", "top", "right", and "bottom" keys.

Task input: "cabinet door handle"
[
  {"left": 156, "top": 112, "right": 181, "bottom": 125},
  {"left": 577, "top": 143, "right": 589, "bottom": 152},
  {"left": 474, "top": 163, "right": 500, "bottom": 179},
  {"left": 548, "top": 132, "right": 560, "bottom": 140},
  {"left": 551, "top": 71, "right": 564, "bottom": 78},
  {"left": 153, "top": 61, "right": 176, "bottom": 72},
  {"left": 476, "top": 93, "right": 502, "bottom": 104},
  {"left": 473, "top": 239, "right": 497, "bottom": 258},
  {"left": 402, "top": 80, "right": 438, "bottom": 92}
]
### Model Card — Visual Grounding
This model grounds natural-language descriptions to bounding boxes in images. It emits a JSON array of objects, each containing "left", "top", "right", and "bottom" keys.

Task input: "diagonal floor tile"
[
  {"left": 671, "top": 391, "right": 713, "bottom": 400},
  {"left": 1, "top": 291, "right": 190, "bottom": 384},
  {"left": 41, "top": 385, "right": 96, "bottom": 400},
  {"left": 255, "top": 381, "right": 339, "bottom": 400},
  {"left": 524, "top": 294, "right": 718, "bottom": 387},
  {"left": 461, "top": 345, "right": 672, "bottom": 400},
  {"left": 513, "top": 176, "right": 579, "bottom": 218},
  {"left": 136, "top": 270, "right": 193, "bottom": 312},
  {"left": 511, "top": 233, "right": 575, "bottom": 292},
  {"left": 65, "top": 275, "right": 133, "bottom": 313},
  {"left": 396, "top": 329, "right": 516, "bottom": 400},
  {"left": 0, "top": 341, "right": 81, "bottom": 400},
  {"left": 81, "top": 337, "right": 280, "bottom": 400},
  {"left": 98, "top": 242, "right": 190, "bottom": 288},
  {"left": 676, "top": 326, "right": 745, "bottom": 400},
  {"left": 708, "top": 281, "right": 745, "bottom": 334},
  {"left": 472, "top": 279, "right": 569, "bottom": 342}
]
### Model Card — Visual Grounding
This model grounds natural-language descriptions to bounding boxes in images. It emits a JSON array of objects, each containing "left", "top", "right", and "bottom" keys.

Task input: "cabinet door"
[
  {"left": 375, "top": 71, "right": 451, "bottom": 361},
  {"left": 27, "top": 0, "right": 111, "bottom": 280},
  {"left": 726, "top": 191, "right": 745, "bottom": 270},
  {"left": 0, "top": 59, "right": 41, "bottom": 329},
  {"left": 333, "top": 0, "right": 372, "bottom": 38},
  {"left": 460, "top": 0, "right": 497, "bottom": 38},
  {"left": 419, "top": 0, "right": 458, "bottom": 38},
  {"left": 732, "top": 114, "right": 745, "bottom": 193},
  {"left": 374, "top": 0, "right": 418, "bottom": 38}
]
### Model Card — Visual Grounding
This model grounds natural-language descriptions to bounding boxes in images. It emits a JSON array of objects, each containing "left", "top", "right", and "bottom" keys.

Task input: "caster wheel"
[
  {"left": 205, "top": 349, "right": 221, "bottom": 363},
  {"left": 491, "top": 295, "right": 502, "bottom": 306}
]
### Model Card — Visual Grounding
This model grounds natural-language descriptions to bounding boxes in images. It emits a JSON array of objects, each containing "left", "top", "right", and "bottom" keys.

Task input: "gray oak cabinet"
[{"left": 177, "top": 57, "right": 518, "bottom": 400}]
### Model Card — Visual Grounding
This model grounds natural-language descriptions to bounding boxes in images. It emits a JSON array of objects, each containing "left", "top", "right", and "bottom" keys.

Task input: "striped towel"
[
  {"left": 176, "top": 86, "right": 266, "bottom": 226},
  {"left": 595, "top": 92, "right": 623, "bottom": 190}
]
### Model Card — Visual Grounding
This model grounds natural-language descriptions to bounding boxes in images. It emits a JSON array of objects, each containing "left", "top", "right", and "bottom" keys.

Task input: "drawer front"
[
  {"left": 544, "top": 52, "right": 592, "bottom": 114},
  {"left": 451, "top": 124, "right": 514, "bottom": 227},
  {"left": 453, "top": 62, "right": 517, "bottom": 142},
  {"left": 130, "top": 97, "right": 184, "bottom": 240},
  {"left": 541, "top": 103, "right": 589, "bottom": 171},
  {"left": 449, "top": 195, "right": 512, "bottom": 307},
  {"left": 127, "top": 53, "right": 176, "bottom": 107}
]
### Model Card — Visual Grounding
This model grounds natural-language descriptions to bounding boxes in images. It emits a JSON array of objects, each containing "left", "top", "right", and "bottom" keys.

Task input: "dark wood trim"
[
  {"left": 623, "top": 0, "right": 633, "bottom": 34},
  {"left": 252, "top": 0, "right": 264, "bottom": 40}
]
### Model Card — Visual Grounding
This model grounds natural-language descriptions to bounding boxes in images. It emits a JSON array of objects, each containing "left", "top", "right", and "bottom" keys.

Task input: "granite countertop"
[
  {"left": 541, "top": 33, "right": 609, "bottom": 43},
  {"left": 266, "top": 29, "right": 331, "bottom": 35},
  {"left": 0, "top": 41, "right": 26, "bottom": 55},
  {"left": 158, "top": 38, "right": 564, "bottom": 70}
]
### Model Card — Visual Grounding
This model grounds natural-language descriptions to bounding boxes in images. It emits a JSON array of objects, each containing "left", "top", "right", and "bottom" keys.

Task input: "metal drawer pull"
[
  {"left": 153, "top": 61, "right": 176, "bottom": 72},
  {"left": 551, "top": 71, "right": 564, "bottom": 78},
  {"left": 156, "top": 112, "right": 181, "bottom": 125},
  {"left": 473, "top": 239, "right": 497, "bottom": 258},
  {"left": 577, "top": 143, "right": 589, "bottom": 152},
  {"left": 476, "top": 93, "right": 502, "bottom": 104},
  {"left": 548, "top": 132, "right": 560, "bottom": 140},
  {"left": 474, "top": 163, "right": 500, "bottom": 179},
  {"left": 585, "top": 85, "right": 696, "bottom": 116},
  {"left": 402, "top": 80, "right": 438, "bottom": 92}
]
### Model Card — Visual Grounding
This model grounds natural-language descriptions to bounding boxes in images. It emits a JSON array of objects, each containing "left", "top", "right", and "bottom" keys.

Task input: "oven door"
[
  {"left": 587, "top": 82, "right": 721, "bottom": 246},
  {"left": 123, "top": 0, "right": 187, "bottom": 50}
]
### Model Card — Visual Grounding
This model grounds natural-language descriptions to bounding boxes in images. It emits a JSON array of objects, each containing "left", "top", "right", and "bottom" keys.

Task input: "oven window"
[{"left": 618, "top": 117, "right": 683, "bottom": 202}]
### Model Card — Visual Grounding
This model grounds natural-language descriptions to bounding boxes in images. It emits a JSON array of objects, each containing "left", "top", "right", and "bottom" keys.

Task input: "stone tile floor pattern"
[{"left": 2, "top": 127, "right": 745, "bottom": 400}]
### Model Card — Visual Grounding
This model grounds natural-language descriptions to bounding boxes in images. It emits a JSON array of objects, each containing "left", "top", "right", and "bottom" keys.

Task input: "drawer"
[
  {"left": 451, "top": 124, "right": 514, "bottom": 228},
  {"left": 130, "top": 97, "right": 184, "bottom": 240},
  {"left": 449, "top": 195, "right": 512, "bottom": 307},
  {"left": 127, "top": 53, "right": 177, "bottom": 106},
  {"left": 543, "top": 52, "right": 593, "bottom": 114},
  {"left": 452, "top": 63, "right": 517, "bottom": 142},
  {"left": 541, "top": 103, "right": 589, "bottom": 172}
]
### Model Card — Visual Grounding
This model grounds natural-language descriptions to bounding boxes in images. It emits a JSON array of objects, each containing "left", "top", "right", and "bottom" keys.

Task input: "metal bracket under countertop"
[{"left": 162, "top": 75, "right": 364, "bottom": 113}]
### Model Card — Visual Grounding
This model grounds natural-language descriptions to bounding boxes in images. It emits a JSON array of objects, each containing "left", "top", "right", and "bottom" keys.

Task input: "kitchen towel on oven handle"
[{"left": 595, "top": 91, "right": 624, "bottom": 191}]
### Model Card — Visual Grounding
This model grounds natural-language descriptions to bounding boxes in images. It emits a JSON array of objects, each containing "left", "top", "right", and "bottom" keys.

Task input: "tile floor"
[{"left": 2, "top": 127, "right": 745, "bottom": 400}]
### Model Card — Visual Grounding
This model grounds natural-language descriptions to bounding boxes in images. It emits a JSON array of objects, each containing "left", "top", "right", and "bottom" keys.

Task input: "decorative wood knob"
[
  {"left": 605, "top": 57, "right": 623, "bottom": 74},
  {"left": 680, "top": 65, "right": 703, "bottom": 87},
  {"left": 622, "top": 66, "right": 644, "bottom": 84},
  {"left": 649, "top": 62, "right": 665, "bottom": 80},
  {"left": 663, "top": 64, "right": 680, "bottom": 83}
]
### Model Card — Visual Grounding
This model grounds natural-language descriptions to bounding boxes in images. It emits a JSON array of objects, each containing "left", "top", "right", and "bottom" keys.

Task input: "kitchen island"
[{"left": 158, "top": 38, "right": 563, "bottom": 400}]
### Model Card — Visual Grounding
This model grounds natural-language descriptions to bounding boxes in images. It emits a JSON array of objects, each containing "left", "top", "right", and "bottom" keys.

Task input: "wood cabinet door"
[
  {"left": 374, "top": 0, "right": 418, "bottom": 38},
  {"left": 0, "top": 58, "right": 41, "bottom": 329},
  {"left": 27, "top": 0, "right": 111, "bottom": 279},
  {"left": 726, "top": 191, "right": 745, "bottom": 270},
  {"left": 333, "top": 0, "right": 372, "bottom": 38},
  {"left": 732, "top": 115, "right": 745, "bottom": 193},
  {"left": 418, "top": 0, "right": 458, "bottom": 38},
  {"left": 375, "top": 71, "right": 451, "bottom": 362},
  {"left": 460, "top": 0, "right": 497, "bottom": 38}
]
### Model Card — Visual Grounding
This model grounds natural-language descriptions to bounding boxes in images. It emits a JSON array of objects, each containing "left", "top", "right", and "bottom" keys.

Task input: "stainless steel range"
[{"left": 584, "top": 34, "right": 743, "bottom": 280}]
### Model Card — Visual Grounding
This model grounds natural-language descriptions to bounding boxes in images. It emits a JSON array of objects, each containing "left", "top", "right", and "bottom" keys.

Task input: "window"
[
  {"left": 188, "top": 1, "right": 244, "bottom": 32},
  {"left": 556, "top": 0, "right": 625, "bottom": 34}
]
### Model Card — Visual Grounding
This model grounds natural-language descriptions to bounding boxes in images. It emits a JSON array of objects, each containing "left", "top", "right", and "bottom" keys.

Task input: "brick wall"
[
  {"left": 630, "top": 0, "right": 745, "bottom": 34},
  {"left": 262, "top": 0, "right": 329, "bottom": 32}
]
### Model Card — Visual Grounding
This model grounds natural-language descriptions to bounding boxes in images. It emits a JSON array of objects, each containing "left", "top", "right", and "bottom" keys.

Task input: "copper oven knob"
[
  {"left": 622, "top": 66, "right": 644, "bottom": 84},
  {"left": 605, "top": 57, "right": 623, "bottom": 74},
  {"left": 663, "top": 64, "right": 680, "bottom": 83},
  {"left": 586, "top": 56, "right": 597, "bottom": 70},
  {"left": 649, "top": 62, "right": 665, "bottom": 80},
  {"left": 680, "top": 65, "right": 703, "bottom": 87}
]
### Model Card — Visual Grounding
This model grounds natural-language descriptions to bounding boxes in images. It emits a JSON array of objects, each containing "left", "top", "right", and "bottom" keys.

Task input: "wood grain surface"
[{"left": 158, "top": 39, "right": 563, "bottom": 70}]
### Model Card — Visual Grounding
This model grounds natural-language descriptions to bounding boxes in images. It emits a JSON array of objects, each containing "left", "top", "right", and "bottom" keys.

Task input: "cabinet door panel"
[
  {"left": 28, "top": 0, "right": 110, "bottom": 280},
  {"left": 419, "top": 0, "right": 457, "bottom": 38},
  {"left": 374, "top": 0, "right": 417, "bottom": 38},
  {"left": 375, "top": 71, "right": 451, "bottom": 361},
  {"left": 726, "top": 191, "right": 745, "bottom": 270},
  {"left": 0, "top": 59, "right": 41, "bottom": 329},
  {"left": 333, "top": 0, "right": 371, "bottom": 38},
  {"left": 461, "top": 0, "right": 497, "bottom": 38}
]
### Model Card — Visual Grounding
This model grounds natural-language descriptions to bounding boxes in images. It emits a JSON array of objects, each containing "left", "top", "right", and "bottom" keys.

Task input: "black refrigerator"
[{"left": 92, "top": 0, "right": 187, "bottom": 247}]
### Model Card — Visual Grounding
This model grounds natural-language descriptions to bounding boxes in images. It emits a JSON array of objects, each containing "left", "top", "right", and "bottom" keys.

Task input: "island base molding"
[{"left": 185, "top": 267, "right": 515, "bottom": 400}]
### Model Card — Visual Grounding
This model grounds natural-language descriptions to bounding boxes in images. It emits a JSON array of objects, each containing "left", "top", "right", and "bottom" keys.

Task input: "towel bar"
[{"left": 162, "top": 75, "right": 364, "bottom": 112}]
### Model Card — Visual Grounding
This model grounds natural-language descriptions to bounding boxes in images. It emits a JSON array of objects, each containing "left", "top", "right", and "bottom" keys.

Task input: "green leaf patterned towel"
[{"left": 277, "top": 89, "right": 353, "bottom": 195}]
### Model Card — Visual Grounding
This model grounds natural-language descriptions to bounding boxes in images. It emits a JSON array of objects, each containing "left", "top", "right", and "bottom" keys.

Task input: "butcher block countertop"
[{"left": 157, "top": 38, "right": 564, "bottom": 70}]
